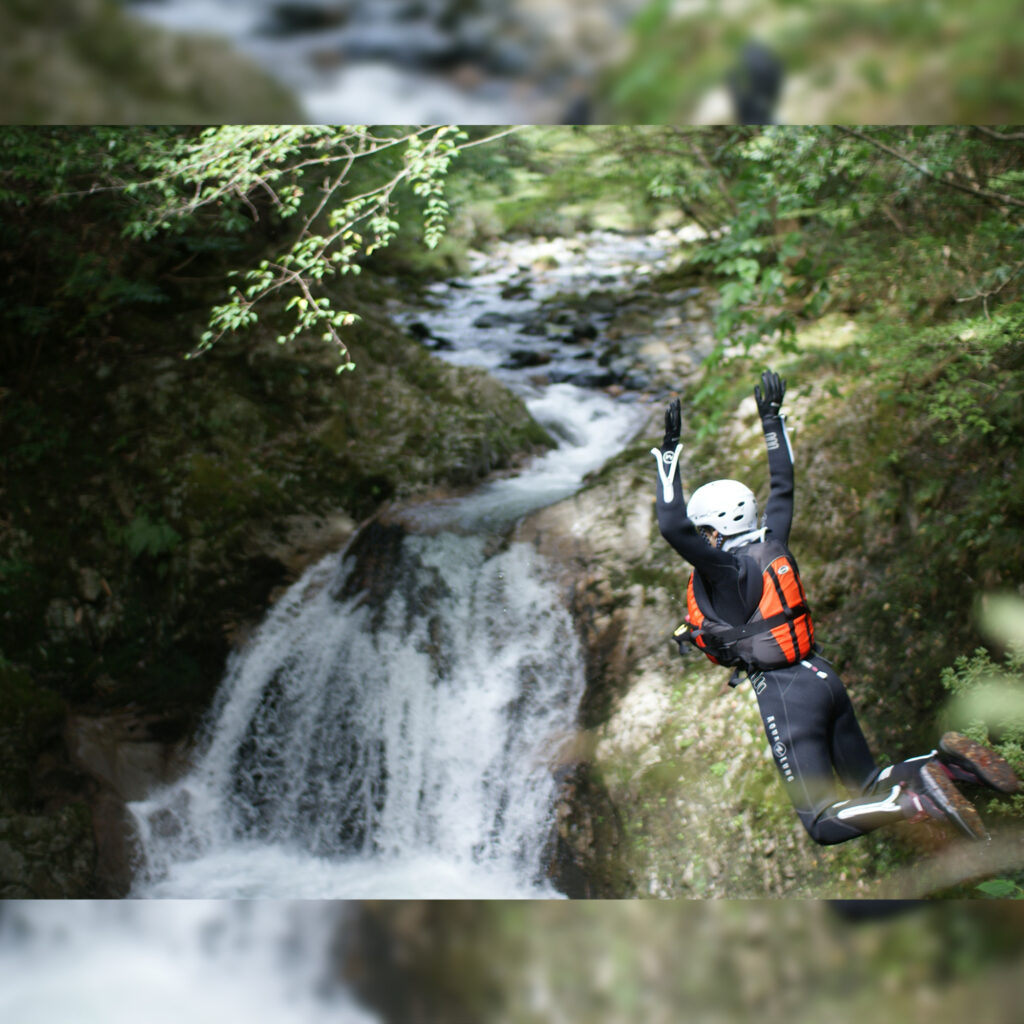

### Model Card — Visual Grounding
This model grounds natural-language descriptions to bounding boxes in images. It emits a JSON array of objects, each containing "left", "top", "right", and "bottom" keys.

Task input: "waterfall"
[
  {"left": 129, "top": 531, "right": 585, "bottom": 898},
  {"left": 126, "top": 230, "right": 669, "bottom": 898},
  {"left": 0, "top": 901, "right": 377, "bottom": 1024}
]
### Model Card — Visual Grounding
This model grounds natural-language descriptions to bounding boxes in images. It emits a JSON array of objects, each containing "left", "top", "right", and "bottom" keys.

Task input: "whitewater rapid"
[{"left": 126, "top": 231, "right": 672, "bottom": 898}]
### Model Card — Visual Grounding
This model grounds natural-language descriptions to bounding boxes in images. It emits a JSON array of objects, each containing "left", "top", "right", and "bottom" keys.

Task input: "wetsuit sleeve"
[
  {"left": 760, "top": 412, "right": 794, "bottom": 545},
  {"left": 653, "top": 448, "right": 738, "bottom": 579}
]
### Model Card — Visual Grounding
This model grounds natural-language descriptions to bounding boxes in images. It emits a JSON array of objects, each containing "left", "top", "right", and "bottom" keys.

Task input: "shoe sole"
[
  {"left": 919, "top": 761, "right": 988, "bottom": 841},
  {"left": 938, "top": 732, "right": 1022, "bottom": 794}
]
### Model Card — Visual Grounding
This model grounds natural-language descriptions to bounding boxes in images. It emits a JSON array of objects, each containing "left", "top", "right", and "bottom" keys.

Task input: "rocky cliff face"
[
  {"left": 2, "top": 243, "right": 945, "bottom": 899},
  {"left": 518, "top": 373, "right": 918, "bottom": 899},
  {"left": 0, "top": 296, "right": 553, "bottom": 897}
]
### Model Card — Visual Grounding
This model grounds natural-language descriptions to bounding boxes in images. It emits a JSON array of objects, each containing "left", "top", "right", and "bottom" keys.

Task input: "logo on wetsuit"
[{"left": 766, "top": 715, "right": 795, "bottom": 782}]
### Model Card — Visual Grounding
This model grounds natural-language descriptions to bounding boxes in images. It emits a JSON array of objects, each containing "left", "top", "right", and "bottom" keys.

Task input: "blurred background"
[
  {"left": 2, "top": 900, "right": 1024, "bottom": 1023},
  {"left": 2, "top": 0, "right": 1023, "bottom": 124}
]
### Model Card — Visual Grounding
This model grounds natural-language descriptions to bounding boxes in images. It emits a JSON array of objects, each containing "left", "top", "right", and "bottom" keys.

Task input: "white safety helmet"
[{"left": 686, "top": 479, "right": 758, "bottom": 535}]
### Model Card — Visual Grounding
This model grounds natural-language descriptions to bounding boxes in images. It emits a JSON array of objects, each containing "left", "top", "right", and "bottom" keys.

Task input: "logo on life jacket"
[{"left": 675, "top": 539, "right": 815, "bottom": 671}]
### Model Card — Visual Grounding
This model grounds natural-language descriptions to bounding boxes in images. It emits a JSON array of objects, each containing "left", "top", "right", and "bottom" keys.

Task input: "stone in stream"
[
  {"left": 405, "top": 320, "right": 453, "bottom": 351},
  {"left": 259, "top": 2, "right": 352, "bottom": 36},
  {"left": 472, "top": 310, "right": 527, "bottom": 329},
  {"left": 501, "top": 348, "right": 553, "bottom": 369},
  {"left": 407, "top": 320, "right": 433, "bottom": 341}
]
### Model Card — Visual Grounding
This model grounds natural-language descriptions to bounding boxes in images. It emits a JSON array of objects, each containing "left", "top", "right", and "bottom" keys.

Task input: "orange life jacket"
[{"left": 677, "top": 539, "right": 814, "bottom": 670}]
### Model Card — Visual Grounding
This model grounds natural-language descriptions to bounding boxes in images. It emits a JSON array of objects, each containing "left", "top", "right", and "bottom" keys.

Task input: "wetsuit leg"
[{"left": 750, "top": 656, "right": 915, "bottom": 845}]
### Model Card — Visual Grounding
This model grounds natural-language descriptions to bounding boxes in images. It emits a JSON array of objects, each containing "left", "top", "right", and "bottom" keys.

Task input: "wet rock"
[
  {"left": 44, "top": 598, "right": 79, "bottom": 644},
  {"left": 623, "top": 371, "right": 653, "bottom": 391},
  {"left": 548, "top": 761, "right": 632, "bottom": 897},
  {"left": 581, "top": 292, "right": 620, "bottom": 316},
  {"left": 500, "top": 279, "right": 532, "bottom": 300},
  {"left": 66, "top": 713, "right": 189, "bottom": 804},
  {"left": 253, "top": 512, "right": 359, "bottom": 589},
  {"left": 564, "top": 367, "right": 618, "bottom": 388},
  {"left": 0, "top": 805, "right": 96, "bottom": 898},
  {"left": 65, "top": 712, "right": 192, "bottom": 895},
  {"left": 472, "top": 310, "right": 524, "bottom": 329},
  {"left": 501, "top": 348, "right": 552, "bottom": 369},
  {"left": 260, "top": 1, "right": 352, "bottom": 36},
  {"left": 566, "top": 320, "right": 599, "bottom": 344},
  {"left": 407, "top": 320, "right": 433, "bottom": 341},
  {"left": 77, "top": 567, "right": 105, "bottom": 604},
  {"left": 408, "top": 320, "right": 454, "bottom": 351}
]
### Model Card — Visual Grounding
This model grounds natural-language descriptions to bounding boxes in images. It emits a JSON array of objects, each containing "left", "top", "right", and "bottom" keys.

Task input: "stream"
[
  {"left": 123, "top": 0, "right": 644, "bottom": 122},
  {"left": 0, "top": 901, "right": 376, "bottom": 1024},
  {"left": 126, "top": 230, "right": 682, "bottom": 898}
]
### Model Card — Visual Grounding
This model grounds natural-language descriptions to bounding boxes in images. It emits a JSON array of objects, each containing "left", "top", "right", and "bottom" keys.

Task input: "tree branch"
[
  {"left": 974, "top": 126, "right": 1024, "bottom": 143},
  {"left": 839, "top": 127, "right": 1024, "bottom": 210}
]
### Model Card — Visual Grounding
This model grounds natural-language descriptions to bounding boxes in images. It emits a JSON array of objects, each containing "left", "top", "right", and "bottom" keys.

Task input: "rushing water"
[
  {"left": 124, "top": 0, "right": 643, "bottom": 122},
  {"left": 130, "top": 535, "right": 588, "bottom": 897},
  {"left": 0, "top": 901, "right": 377, "bottom": 1024},
  {"left": 127, "top": 231, "right": 673, "bottom": 898}
]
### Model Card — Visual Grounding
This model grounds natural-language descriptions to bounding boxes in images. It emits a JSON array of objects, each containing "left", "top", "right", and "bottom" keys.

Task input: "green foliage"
[
  {"left": 0, "top": 662, "right": 65, "bottom": 810},
  {"left": 0, "top": 125, "right": 521, "bottom": 374},
  {"left": 975, "top": 878, "right": 1024, "bottom": 898},
  {"left": 940, "top": 647, "right": 1024, "bottom": 784},
  {"left": 874, "top": 310, "right": 1024, "bottom": 444},
  {"left": 124, "top": 514, "right": 182, "bottom": 560},
  {"left": 124, "top": 125, "right": 487, "bottom": 368},
  {"left": 606, "top": 0, "right": 1024, "bottom": 122}
]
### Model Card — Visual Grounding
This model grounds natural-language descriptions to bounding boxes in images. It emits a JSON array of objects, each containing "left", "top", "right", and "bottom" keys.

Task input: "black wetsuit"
[{"left": 655, "top": 412, "right": 930, "bottom": 845}]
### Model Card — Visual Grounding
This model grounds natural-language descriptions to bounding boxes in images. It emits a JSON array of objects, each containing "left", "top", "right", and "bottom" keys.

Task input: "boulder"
[{"left": 3, "top": 0, "right": 303, "bottom": 122}]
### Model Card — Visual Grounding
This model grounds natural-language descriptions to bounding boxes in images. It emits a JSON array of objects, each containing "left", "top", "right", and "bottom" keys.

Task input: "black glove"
[
  {"left": 754, "top": 369, "right": 786, "bottom": 418},
  {"left": 662, "top": 398, "right": 681, "bottom": 451}
]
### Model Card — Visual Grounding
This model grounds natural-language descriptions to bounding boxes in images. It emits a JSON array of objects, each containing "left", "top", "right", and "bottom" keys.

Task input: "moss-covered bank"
[
  {"left": 1, "top": 0, "right": 302, "bottom": 123},
  {"left": 524, "top": 298, "right": 1024, "bottom": 899},
  {"left": 0, "top": 274, "right": 553, "bottom": 895}
]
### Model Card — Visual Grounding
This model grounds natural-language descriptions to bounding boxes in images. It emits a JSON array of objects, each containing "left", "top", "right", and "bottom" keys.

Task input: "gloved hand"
[
  {"left": 754, "top": 369, "right": 786, "bottom": 418},
  {"left": 662, "top": 398, "right": 681, "bottom": 451},
  {"left": 652, "top": 397, "right": 683, "bottom": 503}
]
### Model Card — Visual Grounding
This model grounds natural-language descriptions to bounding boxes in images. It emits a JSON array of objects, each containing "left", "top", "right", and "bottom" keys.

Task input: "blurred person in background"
[{"left": 4, "top": 0, "right": 1022, "bottom": 124}]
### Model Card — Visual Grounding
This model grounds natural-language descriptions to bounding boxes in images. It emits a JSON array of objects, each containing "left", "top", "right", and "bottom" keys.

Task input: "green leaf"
[{"left": 975, "top": 878, "right": 1021, "bottom": 898}]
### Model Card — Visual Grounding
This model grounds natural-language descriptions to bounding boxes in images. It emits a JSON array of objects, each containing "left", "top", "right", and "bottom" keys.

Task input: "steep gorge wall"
[{"left": 0, "top": 300, "right": 552, "bottom": 897}]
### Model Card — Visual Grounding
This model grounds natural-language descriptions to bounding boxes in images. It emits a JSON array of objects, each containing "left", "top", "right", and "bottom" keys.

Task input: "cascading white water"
[
  {"left": 127, "top": 230, "right": 670, "bottom": 898},
  {"left": 0, "top": 901, "right": 377, "bottom": 1024},
  {"left": 124, "top": 0, "right": 645, "bottom": 122},
  {"left": 130, "top": 534, "right": 586, "bottom": 897}
]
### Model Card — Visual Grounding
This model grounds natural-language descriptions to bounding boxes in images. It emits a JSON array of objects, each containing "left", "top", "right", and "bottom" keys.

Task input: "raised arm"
[
  {"left": 652, "top": 398, "right": 737, "bottom": 573},
  {"left": 754, "top": 369, "right": 795, "bottom": 545}
]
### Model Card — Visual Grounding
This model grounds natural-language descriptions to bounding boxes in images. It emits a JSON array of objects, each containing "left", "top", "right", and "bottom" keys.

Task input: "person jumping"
[{"left": 651, "top": 369, "right": 1020, "bottom": 845}]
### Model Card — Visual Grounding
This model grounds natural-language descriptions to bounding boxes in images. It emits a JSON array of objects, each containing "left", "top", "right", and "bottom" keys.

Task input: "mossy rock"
[
  {"left": 0, "top": 663, "right": 66, "bottom": 810},
  {"left": 0, "top": 802, "right": 96, "bottom": 898},
  {"left": 2, "top": 0, "right": 303, "bottom": 123}
]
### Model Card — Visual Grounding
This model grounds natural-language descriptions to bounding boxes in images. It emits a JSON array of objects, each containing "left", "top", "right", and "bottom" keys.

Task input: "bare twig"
[
  {"left": 955, "top": 259, "right": 1024, "bottom": 317},
  {"left": 974, "top": 126, "right": 1024, "bottom": 143}
]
